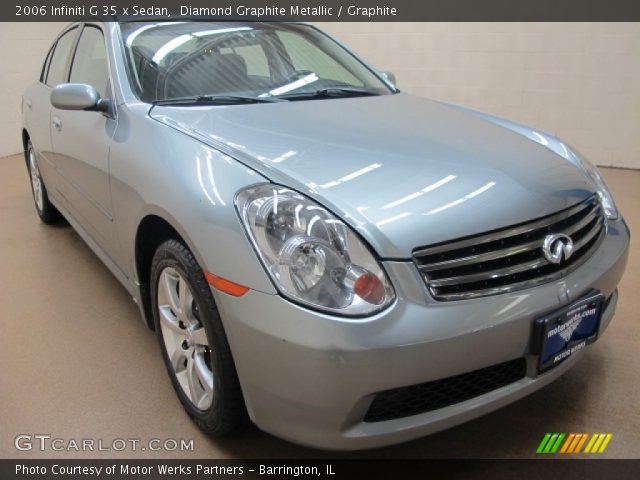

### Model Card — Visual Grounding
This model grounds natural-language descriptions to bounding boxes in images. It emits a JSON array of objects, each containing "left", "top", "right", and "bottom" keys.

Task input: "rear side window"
[
  {"left": 46, "top": 27, "right": 78, "bottom": 87},
  {"left": 69, "top": 26, "right": 110, "bottom": 98}
]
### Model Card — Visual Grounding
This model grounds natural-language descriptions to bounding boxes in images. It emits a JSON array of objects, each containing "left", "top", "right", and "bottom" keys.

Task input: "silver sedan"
[{"left": 21, "top": 21, "right": 629, "bottom": 450}]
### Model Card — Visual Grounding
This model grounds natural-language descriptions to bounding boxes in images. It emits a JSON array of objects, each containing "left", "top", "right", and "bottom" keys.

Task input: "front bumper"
[{"left": 214, "top": 218, "right": 629, "bottom": 450}]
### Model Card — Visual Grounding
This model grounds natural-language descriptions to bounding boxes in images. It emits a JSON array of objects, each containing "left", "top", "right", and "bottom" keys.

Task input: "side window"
[
  {"left": 69, "top": 26, "right": 109, "bottom": 98},
  {"left": 46, "top": 27, "right": 78, "bottom": 87},
  {"left": 276, "top": 31, "right": 362, "bottom": 86}
]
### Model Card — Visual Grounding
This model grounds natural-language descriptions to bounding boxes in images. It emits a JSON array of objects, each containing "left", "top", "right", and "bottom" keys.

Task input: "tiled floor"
[{"left": 0, "top": 153, "right": 638, "bottom": 459}]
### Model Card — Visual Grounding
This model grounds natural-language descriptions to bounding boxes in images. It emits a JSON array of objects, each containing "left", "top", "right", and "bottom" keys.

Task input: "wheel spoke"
[
  {"left": 170, "top": 344, "right": 188, "bottom": 374},
  {"left": 196, "top": 392, "right": 212, "bottom": 410},
  {"left": 160, "top": 272, "right": 181, "bottom": 316},
  {"left": 159, "top": 306, "right": 182, "bottom": 333},
  {"left": 190, "top": 327, "right": 209, "bottom": 346},
  {"left": 178, "top": 277, "right": 194, "bottom": 323},
  {"left": 186, "top": 356, "right": 200, "bottom": 403},
  {"left": 194, "top": 352, "right": 213, "bottom": 392}
]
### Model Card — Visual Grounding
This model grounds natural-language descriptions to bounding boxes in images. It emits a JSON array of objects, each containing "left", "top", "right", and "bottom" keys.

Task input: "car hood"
[{"left": 150, "top": 93, "right": 595, "bottom": 258}]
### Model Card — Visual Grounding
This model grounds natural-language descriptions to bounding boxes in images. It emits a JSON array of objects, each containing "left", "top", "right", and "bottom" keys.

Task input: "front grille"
[
  {"left": 364, "top": 358, "right": 527, "bottom": 423},
  {"left": 412, "top": 196, "right": 605, "bottom": 301}
]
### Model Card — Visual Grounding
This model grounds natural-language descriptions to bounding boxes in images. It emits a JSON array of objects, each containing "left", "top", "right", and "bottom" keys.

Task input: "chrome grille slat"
[
  {"left": 413, "top": 199, "right": 595, "bottom": 258},
  {"left": 564, "top": 207, "right": 600, "bottom": 236},
  {"left": 419, "top": 238, "right": 542, "bottom": 272},
  {"left": 412, "top": 196, "right": 605, "bottom": 301},
  {"left": 419, "top": 205, "right": 601, "bottom": 272},
  {"left": 573, "top": 217, "right": 604, "bottom": 250},
  {"left": 429, "top": 258, "right": 549, "bottom": 288}
]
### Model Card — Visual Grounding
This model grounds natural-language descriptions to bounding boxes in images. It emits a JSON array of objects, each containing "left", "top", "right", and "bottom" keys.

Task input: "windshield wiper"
[
  {"left": 276, "top": 87, "right": 380, "bottom": 101},
  {"left": 152, "top": 95, "right": 285, "bottom": 106}
]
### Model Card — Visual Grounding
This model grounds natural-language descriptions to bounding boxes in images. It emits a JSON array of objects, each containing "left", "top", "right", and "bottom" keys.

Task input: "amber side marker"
[{"left": 204, "top": 272, "right": 250, "bottom": 297}]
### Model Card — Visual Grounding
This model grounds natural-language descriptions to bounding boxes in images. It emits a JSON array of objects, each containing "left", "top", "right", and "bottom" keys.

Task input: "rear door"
[
  {"left": 23, "top": 26, "right": 79, "bottom": 199},
  {"left": 50, "top": 24, "right": 118, "bottom": 252}
]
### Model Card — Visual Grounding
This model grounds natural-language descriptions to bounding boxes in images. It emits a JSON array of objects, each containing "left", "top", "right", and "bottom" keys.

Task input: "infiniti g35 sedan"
[{"left": 21, "top": 20, "right": 629, "bottom": 450}]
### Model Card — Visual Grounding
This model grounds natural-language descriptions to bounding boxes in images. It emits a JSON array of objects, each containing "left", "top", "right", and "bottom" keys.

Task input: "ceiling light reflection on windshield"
[
  {"left": 192, "top": 27, "right": 252, "bottom": 38},
  {"left": 126, "top": 22, "right": 186, "bottom": 46},
  {"left": 261, "top": 73, "right": 319, "bottom": 97},
  {"left": 152, "top": 35, "right": 192, "bottom": 63}
]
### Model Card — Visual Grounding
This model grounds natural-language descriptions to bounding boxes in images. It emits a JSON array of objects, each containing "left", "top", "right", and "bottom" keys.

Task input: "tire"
[
  {"left": 26, "top": 140, "right": 62, "bottom": 224},
  {"left": 150, "top": 239, "right": 246, "bottom": 435}
]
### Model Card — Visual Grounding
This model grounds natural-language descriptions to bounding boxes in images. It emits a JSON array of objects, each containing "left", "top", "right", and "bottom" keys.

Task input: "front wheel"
[
  {"left": 150, "top": 239, "right": 246, "bottom": 435},
  {"left": 26, "top": 140, "right": 62, "bottom": 224}
]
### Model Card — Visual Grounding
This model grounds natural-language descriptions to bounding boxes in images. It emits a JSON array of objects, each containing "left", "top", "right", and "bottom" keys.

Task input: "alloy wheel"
[
  {"left": 29, "top": 147, "right": 44, "bottom": 211},
  {"left": 157, "top": 267, "right": 214, "bottom": 410}
]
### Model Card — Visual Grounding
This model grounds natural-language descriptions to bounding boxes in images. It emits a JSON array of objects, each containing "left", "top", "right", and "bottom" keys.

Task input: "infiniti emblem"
[{"left": 543, "top": 234, "right": 574, "bottom": 264}]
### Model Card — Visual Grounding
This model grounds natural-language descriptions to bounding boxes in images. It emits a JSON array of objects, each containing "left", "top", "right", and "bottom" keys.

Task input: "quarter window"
[
  {"left": 46, "top": 27, "right": 78, "bottom": 87},
  {"left": 69, "top": 26, "right": 110, "bottom": 98}
]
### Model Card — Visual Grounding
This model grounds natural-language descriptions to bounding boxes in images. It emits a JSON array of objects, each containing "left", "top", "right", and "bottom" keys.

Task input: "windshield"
[{"left": 119, "top": 22, "right": 393, "bottom": 103}]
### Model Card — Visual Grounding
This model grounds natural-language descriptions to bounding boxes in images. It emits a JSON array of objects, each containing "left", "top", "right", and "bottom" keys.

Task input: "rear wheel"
[
  {"left": 26, "top": 140, "right": 62, "bottom": 224},
  {"left": 150, "top": 239, "right": 245, "bottom": 435}
]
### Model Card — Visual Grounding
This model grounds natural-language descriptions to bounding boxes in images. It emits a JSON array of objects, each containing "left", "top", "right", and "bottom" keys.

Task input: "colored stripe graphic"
[
  {"left": 584, "top": 433, "right": 613, "bottom": 453},
  {"left": 598, "top": 434, "right": 613, "bottom": 453},
  {"left": 544, "top": 433, "right": 559, "bottom": 453},
  {"left": 567, "top": 433, "right": 583, "bottom": 453},
  {"left": 550, "top": 433, "right": 565, "bottom": 453},
  {"left": 536, "top": 433, "right": 552, "bottom": 453},
  {"left": 537, "top": 433, "right": 613, "bottom": 454},
  {"left": 560, "top": 433, "right": 575, "bottom": 453},
  {"left": 536, "top": 433, "right": 565, "bottom": 454},
  {"left": 574, "top": 433, "right": 589, "bottom": 453},
  {"left": 584, "top": 434, "right": 598, "bottom": 453}
]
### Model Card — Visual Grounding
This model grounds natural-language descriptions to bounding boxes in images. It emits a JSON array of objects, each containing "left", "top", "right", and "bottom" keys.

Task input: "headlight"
[
  {"left": 235, "top": 184, "right": 395, "bottom": 316},
  {"left": 568, "top": 147, "right": 619, "bottom": 220}
]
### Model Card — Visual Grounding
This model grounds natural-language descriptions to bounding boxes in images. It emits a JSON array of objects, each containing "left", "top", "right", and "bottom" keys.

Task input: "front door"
[{"left": 50, "top": 24, "right": 117, "bottom": 253}]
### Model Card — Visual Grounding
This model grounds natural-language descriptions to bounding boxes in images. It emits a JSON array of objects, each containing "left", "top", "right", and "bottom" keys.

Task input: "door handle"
[
  {"left": 26, "top": 100, "right": 32, "bottom": 110},
  {"left": 52, "top": 116, "right": 62, "bottom": 131}
]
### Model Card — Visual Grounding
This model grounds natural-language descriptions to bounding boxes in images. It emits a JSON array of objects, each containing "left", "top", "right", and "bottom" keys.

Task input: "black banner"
[
  {"left": 2, "top": 459, "right": 640, "bottom": 480},
  {"left": 5, "top": 0, "right": 640, "bottom": 22}
]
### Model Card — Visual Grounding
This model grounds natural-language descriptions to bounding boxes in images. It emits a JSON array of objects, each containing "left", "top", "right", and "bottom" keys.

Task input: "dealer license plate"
[{"left": 534, "top": 292, "right": 604, "bottom": 373}]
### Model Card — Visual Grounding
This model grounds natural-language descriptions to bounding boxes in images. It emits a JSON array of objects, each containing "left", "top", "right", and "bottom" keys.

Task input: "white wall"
[
  {"left": 0, "top": 23, "right": 66, "bottom": 156},
  {"left": 321, "top": 22, "right": 640, "bottom": 169},
  {"left": 1, "top": 22, "right": 638, "bottom": 169}
]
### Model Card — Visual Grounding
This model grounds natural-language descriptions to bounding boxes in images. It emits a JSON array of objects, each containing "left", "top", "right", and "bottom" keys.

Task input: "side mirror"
[
  {"left": 380, "top": 70, "right": 397, "bottom": 87},
  {"left": 51, "top": 83, "right": 110, "bottom": 113}
]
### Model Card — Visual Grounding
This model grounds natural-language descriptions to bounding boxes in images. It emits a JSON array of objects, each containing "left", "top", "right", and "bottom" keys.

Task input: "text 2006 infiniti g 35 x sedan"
[{"left": 22, "top": 21, "right": 629, "bottom": 449}]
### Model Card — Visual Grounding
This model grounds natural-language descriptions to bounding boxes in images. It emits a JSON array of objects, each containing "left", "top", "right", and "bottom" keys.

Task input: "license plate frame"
[{"left": 533, "top": 291, "right": 604, "bottom": 373}]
